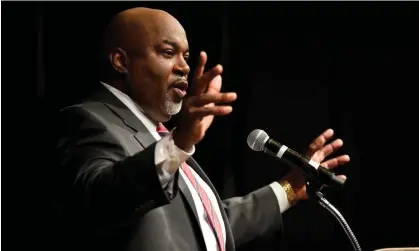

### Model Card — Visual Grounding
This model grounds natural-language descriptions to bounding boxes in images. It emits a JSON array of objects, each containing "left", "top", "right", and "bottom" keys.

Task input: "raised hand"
[
  {"left": 283, "top": 129, "right": 350, "bottom": 201},
  {"left": 307, "top": 129, "right": 350, "bottom": 172},
  {"left": 173, "top": 51, "right": 237, "bottom": 151}
]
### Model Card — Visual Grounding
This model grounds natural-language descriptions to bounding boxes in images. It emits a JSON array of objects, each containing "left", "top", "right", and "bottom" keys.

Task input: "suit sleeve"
[
  {"left": 222, "top": 185, "right": 284, "bottom": 247},
  {"left": 55, "top": 106, "right": 178, "bottom": 220}
]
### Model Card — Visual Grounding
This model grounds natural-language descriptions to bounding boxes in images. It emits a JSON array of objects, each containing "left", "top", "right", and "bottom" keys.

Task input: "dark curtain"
[{"left": 2, "top": 2, "right": 419, "bottom": 251}]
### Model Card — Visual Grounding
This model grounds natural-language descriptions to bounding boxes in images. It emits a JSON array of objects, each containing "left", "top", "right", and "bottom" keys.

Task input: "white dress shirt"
[{"left": 102, "top": 82, "right": 291, "bottom": 251}]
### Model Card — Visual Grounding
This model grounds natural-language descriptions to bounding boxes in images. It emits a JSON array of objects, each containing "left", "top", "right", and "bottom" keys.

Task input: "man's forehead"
[{"left": 146, "top": 20, "right": 188, "bottom": 47}]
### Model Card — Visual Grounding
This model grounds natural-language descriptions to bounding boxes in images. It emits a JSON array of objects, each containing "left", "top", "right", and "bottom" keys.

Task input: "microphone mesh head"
[{"left": 247, "top": 129, "right": 269, "bottom": 151}]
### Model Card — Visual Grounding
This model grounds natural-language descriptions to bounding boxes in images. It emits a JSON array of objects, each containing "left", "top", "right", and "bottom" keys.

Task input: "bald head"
[
  {"left": 104, "top": 7, "right": 185, "bottom": 61},
  {"left": 100, "top": 7, "right": 191, "bottom": 123}
]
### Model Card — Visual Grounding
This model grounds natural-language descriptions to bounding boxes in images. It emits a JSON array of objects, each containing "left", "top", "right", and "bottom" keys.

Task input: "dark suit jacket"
[{"left": 53, "top": 85, "right": 284, "bottom": 251}]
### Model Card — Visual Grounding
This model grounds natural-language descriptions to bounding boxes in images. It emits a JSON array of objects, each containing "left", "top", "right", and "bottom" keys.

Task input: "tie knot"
[{"left": 156, "top": 123, "right": 169, "bottom": 135}]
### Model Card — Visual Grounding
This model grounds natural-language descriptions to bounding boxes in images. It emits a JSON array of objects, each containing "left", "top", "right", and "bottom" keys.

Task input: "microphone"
[{"left": 247, "top": 129, "right": 345, "bottom": 189}]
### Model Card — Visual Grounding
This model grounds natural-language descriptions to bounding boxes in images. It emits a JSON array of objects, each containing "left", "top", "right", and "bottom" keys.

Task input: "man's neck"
[{"left": 134, "top": 104, "right": 161, "bottom": 127}]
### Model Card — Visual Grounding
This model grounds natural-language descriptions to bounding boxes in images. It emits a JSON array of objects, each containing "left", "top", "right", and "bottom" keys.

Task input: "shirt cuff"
[
  {"left": 269, "top": 181, "right": 291, "bottom": 214},
  {"left": 155, "top": 131, "right": 195, "bottom": 174}
]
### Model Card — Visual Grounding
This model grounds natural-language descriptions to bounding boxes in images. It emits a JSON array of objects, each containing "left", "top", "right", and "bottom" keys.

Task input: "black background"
[{"left": 2, "top": 1, "right": 419, "bottom": 251}]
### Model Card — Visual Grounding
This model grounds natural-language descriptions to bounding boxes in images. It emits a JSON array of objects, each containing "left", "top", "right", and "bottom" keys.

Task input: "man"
[{"left": 54, "top": 7, "right": 350, "bottom": 251}]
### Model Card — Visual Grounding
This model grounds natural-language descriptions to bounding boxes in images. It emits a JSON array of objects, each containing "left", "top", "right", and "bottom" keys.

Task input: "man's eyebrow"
[{"left": 163, "top": 39, "right": 189, "bottom": 53}]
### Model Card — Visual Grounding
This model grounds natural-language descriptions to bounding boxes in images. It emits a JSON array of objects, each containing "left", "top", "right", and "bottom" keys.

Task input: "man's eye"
[
  {"left": 162, "top": 50, "right": 175, "bottom": 57},
  {"left": 184, "top": 54, "right": 189, "bottom": 61}
]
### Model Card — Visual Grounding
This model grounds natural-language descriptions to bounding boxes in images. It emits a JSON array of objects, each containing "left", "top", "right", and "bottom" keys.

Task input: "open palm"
[{"left": 285, "top": 129, "right": 350, "bottom": 201}]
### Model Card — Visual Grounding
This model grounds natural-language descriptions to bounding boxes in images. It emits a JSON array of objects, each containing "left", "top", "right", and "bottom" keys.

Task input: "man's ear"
[{"left": 109, "top": 47, "right": 129, "bottom": 74}]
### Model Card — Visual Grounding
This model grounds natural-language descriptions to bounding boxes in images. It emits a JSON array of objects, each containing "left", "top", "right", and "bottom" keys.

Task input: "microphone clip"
[{"left": 305, "top": 180, "right": 326, "bottom": 201}]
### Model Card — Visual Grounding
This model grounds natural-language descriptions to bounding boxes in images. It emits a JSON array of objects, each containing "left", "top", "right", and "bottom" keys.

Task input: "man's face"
[{"left": 126, "top": 19, "right": 190, "bottom": 123}]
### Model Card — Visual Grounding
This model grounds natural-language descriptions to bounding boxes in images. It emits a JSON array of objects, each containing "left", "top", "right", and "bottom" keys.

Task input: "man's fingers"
[
  {"left": 193, "top": 51, "right": 207, "bottom": 79},
  {"left": 189, "top": 92, "right": 237, "bottom": 107},
  {"left": 321, "top": 154, "right": 350, "bottom": 169},
  {"left": 307, "top": 128, "right": 334, "bottom": 156},
  {"left": 206, "top": 75, "right": 223, "bottom": 94},
  {"left": 201, "top": 64, "right": 223, "bottom": 86},
  {"left": 313, "top": 139, "right": 343, "bottom": 161},
  {"left": 336, "top": 175, "right": 347, "bottom": 182},
  {"left": 188, "top": 105, "right": 233, "bottom": 117},
  {"left": 192, "top": 64, "right": 223, "bottom": 95}
]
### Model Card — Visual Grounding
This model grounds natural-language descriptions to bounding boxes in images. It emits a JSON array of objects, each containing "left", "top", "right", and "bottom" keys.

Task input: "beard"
[{"left": 164, "top": 92, "right": 183, "bottom": 115}]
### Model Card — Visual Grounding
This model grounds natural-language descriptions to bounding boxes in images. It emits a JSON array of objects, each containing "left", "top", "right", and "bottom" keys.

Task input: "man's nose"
[{"left": 174, "top": 58, "right": 190, "bottom": 76}]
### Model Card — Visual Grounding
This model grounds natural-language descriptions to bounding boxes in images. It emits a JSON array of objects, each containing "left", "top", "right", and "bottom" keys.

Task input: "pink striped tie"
[{"left": 156, "top": 124, "right": 225, "bottom": 251}]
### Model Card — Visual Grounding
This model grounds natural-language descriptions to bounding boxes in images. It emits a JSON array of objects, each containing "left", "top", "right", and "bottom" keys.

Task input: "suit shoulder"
[
  {"left": 58, "top": 101, "right": 113, "bottom": 128},
  {"left": 60, "top": 101, "right": 107, "bottom": 115}
]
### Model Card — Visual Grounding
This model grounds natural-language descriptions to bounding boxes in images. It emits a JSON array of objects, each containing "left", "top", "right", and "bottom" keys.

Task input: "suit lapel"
[
  {"left": 187, "top": 157, "right": 235, "bottom": 251},
  {"left": 89, "top": 85, "right": 156, "bottom": 149}
]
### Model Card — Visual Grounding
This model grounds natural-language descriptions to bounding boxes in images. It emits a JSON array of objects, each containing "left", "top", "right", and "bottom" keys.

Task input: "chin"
[
  {"left": 164, "top": 101, "right": 182, "bottom": 116},
  {"left": 159, "top": 94, "right": 182, "bottom": 122}
]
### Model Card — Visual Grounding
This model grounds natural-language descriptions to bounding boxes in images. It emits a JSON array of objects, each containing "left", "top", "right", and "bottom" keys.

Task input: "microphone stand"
[{"left": 306, "top": 182, "right": 362, "bottom": 251}]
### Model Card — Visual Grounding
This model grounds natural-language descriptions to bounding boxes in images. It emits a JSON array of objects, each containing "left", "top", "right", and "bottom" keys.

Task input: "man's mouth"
[
  {"left": 170, "top": 79, "right": 188, "bottom": 100},
  {"left": 172, "top": 88, "right": 187, "bottom": 98}
]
